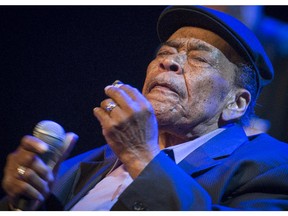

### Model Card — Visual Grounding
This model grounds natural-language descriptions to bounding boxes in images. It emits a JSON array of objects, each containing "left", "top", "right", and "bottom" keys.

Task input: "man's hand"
[
  {"left": 93, "top": 82, "right": 160, "bottom": 179},
  {"left": 1, "top": 132, "right": 77, "bottom": 210}
]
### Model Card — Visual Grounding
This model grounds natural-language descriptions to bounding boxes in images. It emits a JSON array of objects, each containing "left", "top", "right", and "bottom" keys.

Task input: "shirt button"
[{"left": 133, "top": 201, "right": 146, "bottom": 210}]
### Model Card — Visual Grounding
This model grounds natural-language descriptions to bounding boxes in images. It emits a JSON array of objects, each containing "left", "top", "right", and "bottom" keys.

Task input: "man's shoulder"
[
  {"left": 248, "top": 132, "right": 288, "bottom": 149},
  {"left": 233, "top": 132, "right": 288, "bottom": 164}
]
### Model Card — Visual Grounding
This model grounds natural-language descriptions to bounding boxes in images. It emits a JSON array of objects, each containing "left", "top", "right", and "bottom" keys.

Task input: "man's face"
[{"left": 142, "top": 26, "right": 238, "bottom": 138}]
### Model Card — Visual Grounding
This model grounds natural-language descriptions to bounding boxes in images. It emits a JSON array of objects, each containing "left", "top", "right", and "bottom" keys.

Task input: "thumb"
[
  {"left": 52, "top": 132, "right": 78, "bottom": 173},
  {"left": 61, "top": 132, "right": 79, "bottom": 159}
]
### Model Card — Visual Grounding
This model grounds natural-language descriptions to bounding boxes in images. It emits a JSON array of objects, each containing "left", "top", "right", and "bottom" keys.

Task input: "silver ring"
[
  {"left": 17, "top": 166, "right": 26, "bottom": 177},
  {"left": 105, "top": 101, "right": 117, "bottom": 112}
]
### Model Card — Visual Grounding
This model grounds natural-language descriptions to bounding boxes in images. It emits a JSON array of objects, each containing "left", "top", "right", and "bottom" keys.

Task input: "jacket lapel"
[
  {"left": 51, "top": 145, "right": 118, "bottom": 210},
  {"left": 178, "top": 124, "right": 248, "bottom": 177},
  {"left": 63, "top": 146, "right": 118, "bottom": 210},
  {"left": 53, "top": 125, "right": 248, "bottom": 209}
]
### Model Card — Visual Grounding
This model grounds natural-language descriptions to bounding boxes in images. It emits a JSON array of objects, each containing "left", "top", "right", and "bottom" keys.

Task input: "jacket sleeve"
[
  {"left": 112, "top": 151, "right": 288, "bottom": 211},
  {"left": 111, "top": 152, "right": 212, "bottom": 210}
]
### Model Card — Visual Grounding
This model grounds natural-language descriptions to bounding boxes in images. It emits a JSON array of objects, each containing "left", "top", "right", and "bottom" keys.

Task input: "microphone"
[
  {"left": 16, "top": 120, "right": 66, "bottom": 210},
  {"left": 33, "top": 120, "right": 66, "bottom": 169}
]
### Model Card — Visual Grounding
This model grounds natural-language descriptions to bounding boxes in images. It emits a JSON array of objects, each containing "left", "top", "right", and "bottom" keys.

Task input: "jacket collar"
[
  {"left": 178, "top": 124, "right": 248, "bottom": 176},
  {"left": 58, "top": 145, "right": 118, "bottom": 210},
  {"left": 58, "top": 124, "right": 247, "bottom": 209}
]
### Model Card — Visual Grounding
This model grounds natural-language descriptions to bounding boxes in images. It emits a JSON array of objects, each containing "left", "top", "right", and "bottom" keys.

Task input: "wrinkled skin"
[
  {"left": 143, "top": 27, "right": 241, "bottom": 147},
  {"left": 93, "top": 84, "right": 160, "bottom": 179},
  {"left": 2, "top": 26, "right": 248, "bottom": 209},
  {"left": 94, "top": 27, "right": 245, "bottom": 179}
]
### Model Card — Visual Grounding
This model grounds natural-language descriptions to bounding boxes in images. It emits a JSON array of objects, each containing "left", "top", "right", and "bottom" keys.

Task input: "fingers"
[
  {"left": 13, "top": 136, "right": 48, "bottom": 170},
  {"left": 93, "top": 81, "right": 160, "bottom": 179},
  {"left": 96, "top": 81, "right": 152, "bottom": 115},
  {"left": 104, "top": 85, "right": 134, "bottom": 110},
  {"left": 2, "top": 124, "right": 77, "bottom": 210},
  {"left": 100, "top": 99, "right": 120, "bottom": 113},
  {"left": 104, "top": 82, "right": 146, "bottom": 107},
  {"left": 19, "top": 135, "right": 49, "bottom": 155},
  {"left": 93, "top": 82, "right": 134, "bottom": 126},
  {"left": 4, "top": 178, "right": 46, "bottom": 202},
  {"left": 3, "top": 156, "right": 51, "bottom": 203},
  {"left": 29, "top": 157, "right": 54, "bottom": 183},
  {"left": 2, "top": 136, "right": 55, "bottom": 206},
  {"left": 93, "top": 106, "right": 109, "bottom": 126},
  {"left": 15, "top": 163, "right": 51, "bottom": 199},
  {"left": 93, "top": 81, "right": 154, "bottom": 126}
]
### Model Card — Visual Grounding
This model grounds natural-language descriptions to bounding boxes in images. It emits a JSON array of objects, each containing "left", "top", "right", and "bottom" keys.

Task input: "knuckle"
[
  {"left": 23, "top": 168, "right": 32, "bottom": 179},
  {"left": 7, "top": 150, "right": 35, "bottom": 167},
  {"left": 20, "top": 135, "right": 32, "bottom": 146},
  {"left": 100, "top": 99, "right": 113, "bottom": 108},
  {"left": 22, "top": 154, "right": 35, "bottom": 165},
  {"left": 100, "top": 100, "right": 108, "bottom": 107}
]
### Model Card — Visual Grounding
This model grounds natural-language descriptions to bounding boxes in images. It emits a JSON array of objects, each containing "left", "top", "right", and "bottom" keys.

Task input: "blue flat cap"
[{"left": 157, "top": 6, "right": 274, "bottom": 96}]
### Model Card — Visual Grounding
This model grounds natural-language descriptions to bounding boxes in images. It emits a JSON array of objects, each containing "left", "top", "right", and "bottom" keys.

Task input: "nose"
[{"left": 159, "top": 58, "right": 182, "bottom": 74}]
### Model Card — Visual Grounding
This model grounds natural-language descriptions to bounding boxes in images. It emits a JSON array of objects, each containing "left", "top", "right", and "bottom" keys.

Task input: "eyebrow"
[{"left": 161, "top": 40, "right": 213, "bottom": 53}]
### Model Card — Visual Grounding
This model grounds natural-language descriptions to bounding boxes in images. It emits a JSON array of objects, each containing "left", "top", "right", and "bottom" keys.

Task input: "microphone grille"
[{"left": 33, "top": 120, "right": 65, "bottom": 150}]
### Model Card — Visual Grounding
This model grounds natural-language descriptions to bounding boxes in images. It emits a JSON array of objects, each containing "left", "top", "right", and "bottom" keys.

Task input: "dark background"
[{"left": 0, "top": 6, "right": 287, "bottom": 197}]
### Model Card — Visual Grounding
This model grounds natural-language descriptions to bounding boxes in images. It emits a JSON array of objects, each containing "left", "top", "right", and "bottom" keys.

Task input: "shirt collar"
[{"left": 164, "top": 127, "right": 227, "bottom": 164}]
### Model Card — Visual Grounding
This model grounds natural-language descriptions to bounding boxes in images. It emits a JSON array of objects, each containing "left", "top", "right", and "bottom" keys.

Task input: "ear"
[{"left": 221, "top": 89, "right": 251, "bottom": 122}]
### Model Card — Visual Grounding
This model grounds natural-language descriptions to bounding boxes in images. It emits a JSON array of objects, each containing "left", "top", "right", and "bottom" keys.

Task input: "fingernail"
[
  {"left": 104, "top": 85, "right": 113, "bottom": 91},
  {"left": 112, "top": 80, "right": 123, "bottom": 88},
  {"left": 47, "top": 172, "right": 54, "bottom": 183},
  {"left": 39, "top": 142, "right": 49, "bottom": 153},
  {"left": 93, "top": 107, "right": 103, "bottom": 115}
]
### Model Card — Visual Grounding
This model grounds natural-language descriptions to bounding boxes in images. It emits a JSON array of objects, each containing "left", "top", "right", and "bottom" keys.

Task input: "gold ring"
[{"left": 17, "top": 166, "right": 26, "bottom": 177}]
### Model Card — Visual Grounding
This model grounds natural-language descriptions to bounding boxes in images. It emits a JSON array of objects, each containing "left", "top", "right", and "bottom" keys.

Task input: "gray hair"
[{"left": 233, "top": 64, "right": 258, "bottom": 126}]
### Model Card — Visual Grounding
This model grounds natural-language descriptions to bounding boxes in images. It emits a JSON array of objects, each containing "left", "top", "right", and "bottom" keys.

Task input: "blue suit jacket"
[{"left": 1, "top": 124, "right": 288, "bottom": 210}]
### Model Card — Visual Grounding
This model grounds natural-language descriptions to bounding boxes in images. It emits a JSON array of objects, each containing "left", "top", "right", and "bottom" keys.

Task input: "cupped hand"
[{"left": 93, "top": 82, "right": 160, "bottom": 179}]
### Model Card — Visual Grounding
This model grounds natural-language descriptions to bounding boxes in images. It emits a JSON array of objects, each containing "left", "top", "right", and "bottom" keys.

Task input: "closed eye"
[
  {"left": 157, "top": 50, "right": 173, "bottom": 56},
  {"left": 193, "top": 57, "right": 208, "bottom": 63},
  {"left": 188, "top": 56, "right": 213, "bottom": 68}
]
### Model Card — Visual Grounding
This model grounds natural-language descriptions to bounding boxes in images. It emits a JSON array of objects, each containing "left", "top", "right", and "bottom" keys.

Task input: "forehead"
[{"left": 167, "top": 27, "right": 244, "bottom": 64}]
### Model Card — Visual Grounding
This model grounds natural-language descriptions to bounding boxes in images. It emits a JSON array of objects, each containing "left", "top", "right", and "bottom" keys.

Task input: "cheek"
[
  {"left": 208, "top": 75, "right": 231, "bottom": 100},
  {"left": 186, "top": 74, "right": 230, "bottom": 111},
  {"left": 142, "top": 61, "right": 158, "bottom": 95}
]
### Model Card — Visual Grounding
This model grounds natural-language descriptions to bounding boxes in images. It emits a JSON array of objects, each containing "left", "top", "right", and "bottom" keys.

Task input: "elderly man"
[{"left": 1, "top": 6, "right": 288, "bottom": 211}]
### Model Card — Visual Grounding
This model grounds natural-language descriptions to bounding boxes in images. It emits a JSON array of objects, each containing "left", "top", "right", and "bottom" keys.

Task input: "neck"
[
  {"left": 158, "top": 124, "right": 220, "bottom": 149},
  {"left": 158, "top": 132, "right": 187, "bottom": 149}
]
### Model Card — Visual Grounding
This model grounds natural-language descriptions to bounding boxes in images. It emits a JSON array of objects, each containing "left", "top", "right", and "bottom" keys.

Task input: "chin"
[{"left": 154, "top": 106, "right": 180, "bottom": 123}]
